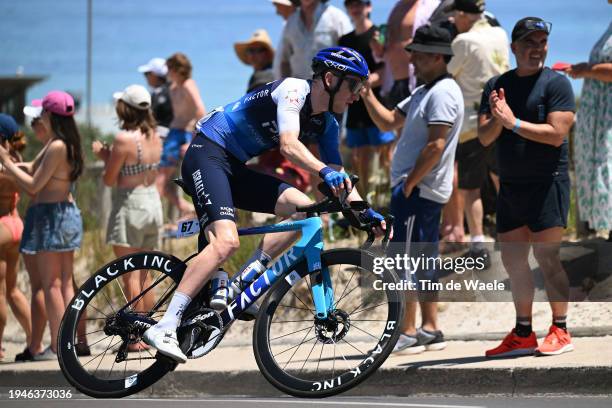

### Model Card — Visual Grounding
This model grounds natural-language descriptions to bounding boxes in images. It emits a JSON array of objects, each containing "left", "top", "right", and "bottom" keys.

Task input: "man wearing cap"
[
  {"left": 444, "top": 0, "right": 509, "bottom": 266},
  {"left": 270, "top": 0, "right": 297, "bottom": 80},
  {"left": 478, "top": 17, "right": 576, "bottom": 357},
  {"left": 138, "top": 58, "right": 173, "bottom": 136},
  {"left": 362, "top": 24, "right": 463, "bottom": 353},
  {"left": 270, "top": 0, "right": 296, "bottom": 20},
  {"left": 234, "top": 29, "right": 276, "bottom": 92}
]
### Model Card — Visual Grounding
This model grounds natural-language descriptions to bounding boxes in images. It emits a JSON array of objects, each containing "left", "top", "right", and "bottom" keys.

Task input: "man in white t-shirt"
[
  {"left": 362, "top": 24, "right": 464, "bottom": 354},
  {"left": 277, "top": 0, "right": 353, "bottom": 80},
  {"left": 444, "top": 0, "right": 509, "bottom": 263}
]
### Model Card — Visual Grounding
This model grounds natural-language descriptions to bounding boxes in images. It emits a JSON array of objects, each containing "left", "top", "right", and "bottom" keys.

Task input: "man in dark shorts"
[{"left": 478, "top": 17, "right": 576, "bottom": 358}]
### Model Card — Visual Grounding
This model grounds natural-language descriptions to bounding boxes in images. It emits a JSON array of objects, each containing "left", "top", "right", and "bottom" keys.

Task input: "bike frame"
[{"left": 218, "top": 215, "right": 334, "bottom": 327}]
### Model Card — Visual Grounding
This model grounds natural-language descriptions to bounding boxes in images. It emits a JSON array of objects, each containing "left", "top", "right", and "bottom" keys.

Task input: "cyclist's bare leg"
[{"left": 177, "top": 219, "right": 240, "bottom": 298}]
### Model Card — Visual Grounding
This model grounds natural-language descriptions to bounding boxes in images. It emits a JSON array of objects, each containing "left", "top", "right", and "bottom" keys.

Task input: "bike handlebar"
[{"left": 296, "top": 175, "right": 394, "bottom": 250}]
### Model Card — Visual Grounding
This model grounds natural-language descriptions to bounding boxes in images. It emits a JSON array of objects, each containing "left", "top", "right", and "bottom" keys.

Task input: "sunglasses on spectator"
[
  {"left": 523, "top": 20, "right": 552, "bottom": 34},
  {"left": 246, "top": 47, "right": 268, "bottom": 55}
]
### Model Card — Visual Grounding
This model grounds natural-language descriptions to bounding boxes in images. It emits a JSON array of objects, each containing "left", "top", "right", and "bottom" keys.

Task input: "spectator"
[
  {"left": 340, "top": 0, "right": 395, "bottom": 196},
  {"left": 270, "top": 0, "right": 297, "bottom": 20},
  {"left": 159, "top": 52, "right": 205, "bottom": 220},
  {"left": 234, "top": 29, "right": 276, "bottom": 92},
  {"left": 478, "top": 18, "right": 576, "bottom": 357},
  {"left": 566, "top": 17, "right": 612, "bottom": 241},
  {"left": 446, "top": 0, "right": 509, "bottom": 264},
  {"left": 93, "top": 85, "right": 163, "bottom": 352},
  {"left": 277, "top": 0, "right": 352, "bottom": 79},
  {"left": 14, "top": 105, "right": 48, "bottom": 361},
  {"left": 362, "top": 24, "right": 463, "bottom": 353},
  {"left": 373, "top": 0, "right": 440, "bottom": 108},
  {"left": 270, "top": 0, "right": 297, "bottom": 80},
  {"left": 138, "top": 57, "right": 174, "bottom": 137},
  {"left": 0, "top": 114, "right": 31, "bottom": 362},
  {"left": 237, "top": 29, "right": 312, "bottom": 192},
  {"left": 0, "top": 91, "right": 84, "bottom": 360}
]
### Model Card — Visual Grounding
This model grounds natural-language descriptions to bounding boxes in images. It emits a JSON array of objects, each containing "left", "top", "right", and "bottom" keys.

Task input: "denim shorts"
[{"left": 20, "top": 201, "right": 83, "bottom": 254}]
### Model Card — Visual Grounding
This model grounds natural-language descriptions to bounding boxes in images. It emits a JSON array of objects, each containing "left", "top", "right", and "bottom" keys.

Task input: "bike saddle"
[{"left": 173, "top": 178, "right": 189, "bottom": 195}]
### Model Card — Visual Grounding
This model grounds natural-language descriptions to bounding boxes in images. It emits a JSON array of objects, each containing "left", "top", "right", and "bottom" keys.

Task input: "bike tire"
[
  {"left": 253, "top": 248, "right": 404, "bottom": 398},
  {"left": 58, "top": 251, "right": 185, "bottom": 398}
]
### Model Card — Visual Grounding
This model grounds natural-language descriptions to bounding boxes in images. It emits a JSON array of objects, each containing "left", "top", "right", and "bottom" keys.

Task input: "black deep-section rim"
[
  {"left": 58, "top": 251, "right": 184, "bottom": 398},
  {"left": 253, "top": 248, "right": 404, "bottom": 398}
]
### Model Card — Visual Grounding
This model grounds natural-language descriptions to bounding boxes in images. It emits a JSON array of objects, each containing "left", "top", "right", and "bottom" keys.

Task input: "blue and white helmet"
[{"left": 312, "top": 47, "right": 369, "bottom": 80}]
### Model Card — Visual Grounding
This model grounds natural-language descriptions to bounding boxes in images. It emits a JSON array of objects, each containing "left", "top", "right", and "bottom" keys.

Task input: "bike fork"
[{"left": 306, "top": 249, "right": 335, "bottom": 320}]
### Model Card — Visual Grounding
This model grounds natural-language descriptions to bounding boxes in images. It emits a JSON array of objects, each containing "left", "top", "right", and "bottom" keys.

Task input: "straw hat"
[{"left": 234, "top": 29, "right": 275, "bottom": 65}]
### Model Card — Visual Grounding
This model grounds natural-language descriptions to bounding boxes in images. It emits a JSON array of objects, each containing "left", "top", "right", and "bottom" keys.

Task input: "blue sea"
[{"left": 1, "top": 0, "right": 610, "bottom": 132}]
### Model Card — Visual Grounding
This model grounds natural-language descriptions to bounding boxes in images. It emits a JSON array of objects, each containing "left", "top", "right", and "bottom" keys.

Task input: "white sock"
[
  {"left": 155, "top": 291, "right": 192, "bottom": 331},
  {"left": 471, "top": 235, "right": 485, "bottom": 250}
]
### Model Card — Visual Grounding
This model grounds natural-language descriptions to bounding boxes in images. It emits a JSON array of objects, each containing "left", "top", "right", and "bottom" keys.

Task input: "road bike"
[{"left": 58, "top": 178, "right": 404, "bottom": 398}]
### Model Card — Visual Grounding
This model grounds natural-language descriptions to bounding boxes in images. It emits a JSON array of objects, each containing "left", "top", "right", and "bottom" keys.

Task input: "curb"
[{"left": 2, "top": 366, "right": 611, "bottom": 398}]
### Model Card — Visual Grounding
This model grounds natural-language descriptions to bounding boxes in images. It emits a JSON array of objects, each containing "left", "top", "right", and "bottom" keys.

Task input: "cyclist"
[{"left": 144, "top": 47, "right": 388, "bottom": 363}]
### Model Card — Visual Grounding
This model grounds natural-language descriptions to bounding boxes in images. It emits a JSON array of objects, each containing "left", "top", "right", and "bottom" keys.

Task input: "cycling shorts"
[{"left": 181, "top": 134, "right": 293, "bottom": 250}]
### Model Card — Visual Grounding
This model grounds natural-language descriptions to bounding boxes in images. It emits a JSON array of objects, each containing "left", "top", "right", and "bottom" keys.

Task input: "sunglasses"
[
  {"left": 522, "top": 19, "right": 552, "bottom": 35},
  {"left": 246, "top": 47, "right": 268, "bottom": 55},
  {"left": 344, "top": 76, "right": 366, "bottom": 95}
]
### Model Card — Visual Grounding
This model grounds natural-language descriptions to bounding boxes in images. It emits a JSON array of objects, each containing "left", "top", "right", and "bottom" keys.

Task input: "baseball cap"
[
  {"left": 113, "top": 84, "right": 151, "bottom": 110},
  {"left": 511, "top": 17, "right": 552, "bottom": 42},
  {"left": 32, "top": 91, "right": 76, "bottom": 117},
  {"left": 137, "top": 57, "right": 168, "bottom": 77},
  {"left": 344, "top": 0, "right": 371, "bottom": 5},
  {"left": 446, "top": 0, "right": 485, "bottom": 14},
  {"left": 0, "top": 113, "right": 19, "bottom": 141},
  {"left": 405, "top": 24, "right": 454, "bottom": 56},
  {"left": 23, "top": 99, "right": 43, "bottom": 118},
  {"left": 269, "top": 0, "right": 293, "bottom": 5}
]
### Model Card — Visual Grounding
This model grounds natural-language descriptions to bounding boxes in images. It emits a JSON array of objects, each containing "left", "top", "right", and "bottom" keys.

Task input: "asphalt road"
[{"left": 3, "top": 396, "right": 612, "bottom": 408}]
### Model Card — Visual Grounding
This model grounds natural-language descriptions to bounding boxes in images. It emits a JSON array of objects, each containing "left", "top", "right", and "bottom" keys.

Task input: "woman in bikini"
[
  {"left": 93, "top": 85, "right": 163, "bottom": 352},
  {"left": 0, "top": 91, "right": 84, "bottom": 360},
  {"left": 0, "top": 114, "right": 32, "bottom": 361}
]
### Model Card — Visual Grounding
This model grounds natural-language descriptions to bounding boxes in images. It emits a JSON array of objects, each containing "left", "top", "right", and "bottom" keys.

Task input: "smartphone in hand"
[{"left": 377, "top": 24, "right": 387, "bottom": 45}]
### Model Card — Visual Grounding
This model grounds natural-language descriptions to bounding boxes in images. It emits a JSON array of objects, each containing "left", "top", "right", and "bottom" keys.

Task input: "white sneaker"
[
  {"left": 392, "top": 333, "right": 425, "bottom": 354},
  {"left": 33, "top": 346, "right": 57, "bottom": 361},
  {"left": 143, "top": 326, "right": 187, "bottom": 363}
]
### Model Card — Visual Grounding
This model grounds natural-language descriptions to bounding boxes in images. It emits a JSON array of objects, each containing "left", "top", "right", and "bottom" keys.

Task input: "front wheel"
[{"left": 253, "top": 248, "right": 404, "bottom": 398}]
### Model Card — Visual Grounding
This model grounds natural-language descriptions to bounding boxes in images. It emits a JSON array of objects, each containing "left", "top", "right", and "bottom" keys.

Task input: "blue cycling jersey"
[{"left": 195, "top": 78, "right": 343, "bottom": 166}]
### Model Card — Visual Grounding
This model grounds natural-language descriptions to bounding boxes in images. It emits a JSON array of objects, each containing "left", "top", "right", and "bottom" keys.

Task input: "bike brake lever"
[
  {"left": 361, "top": 231, "right": 375, "bottom": 249},
  {"left": 381, "top": 215, "right": 394, "bottom": 252}
]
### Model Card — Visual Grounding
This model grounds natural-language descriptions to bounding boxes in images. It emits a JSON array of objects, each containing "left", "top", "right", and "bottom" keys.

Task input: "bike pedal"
[{"left": 156, "top": 352, "right": 179, "bottom": 371}]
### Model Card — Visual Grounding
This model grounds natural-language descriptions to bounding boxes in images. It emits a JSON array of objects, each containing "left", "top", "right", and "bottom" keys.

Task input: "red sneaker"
[
  {"left": 536, "top": 325, "right": 574, "bottom": 356},
  {"left": 485, "top": 329, "right": 538, "bottom": 358}
]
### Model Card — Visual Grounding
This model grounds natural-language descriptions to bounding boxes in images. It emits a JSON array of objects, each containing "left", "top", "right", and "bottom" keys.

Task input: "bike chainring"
[{"left": 178, "top": 307, "right": 224, "bottom": 359}]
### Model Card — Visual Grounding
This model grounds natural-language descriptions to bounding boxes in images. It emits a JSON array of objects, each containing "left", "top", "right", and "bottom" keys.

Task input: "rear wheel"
[
  {"left": 253, "top": 248, "right": 404, "bottom": 398},
  {"left": 58, "top": 252, "right": 185, "bottom": 398}
]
